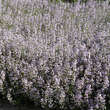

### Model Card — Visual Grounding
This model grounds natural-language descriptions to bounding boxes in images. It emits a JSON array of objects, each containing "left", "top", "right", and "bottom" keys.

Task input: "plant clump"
[{"left": 0, "top": 0, "right": 110, "bottom": 110}]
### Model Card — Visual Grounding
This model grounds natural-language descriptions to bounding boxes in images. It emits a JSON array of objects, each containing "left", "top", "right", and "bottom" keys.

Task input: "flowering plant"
[{"left": 0, "top": 0, "right": 110, "bottom": 110}]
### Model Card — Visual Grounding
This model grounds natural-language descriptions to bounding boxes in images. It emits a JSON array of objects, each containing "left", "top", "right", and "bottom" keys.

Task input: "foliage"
[
  {"left": 51, "top": 0, "right": 109, "bottom": 4},
  {"left": 0, "top": 0, "right": 110, "bottom": 110}
]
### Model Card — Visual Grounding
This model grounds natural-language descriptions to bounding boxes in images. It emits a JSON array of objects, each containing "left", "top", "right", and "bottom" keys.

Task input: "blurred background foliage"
[{"left": 50, "top": 0, "right": 110, "bottom": 4}]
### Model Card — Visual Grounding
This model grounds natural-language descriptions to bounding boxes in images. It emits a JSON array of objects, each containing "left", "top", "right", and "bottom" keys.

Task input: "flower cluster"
[{"left": 0, "top": 0, "right": 110, "bottom": 110}]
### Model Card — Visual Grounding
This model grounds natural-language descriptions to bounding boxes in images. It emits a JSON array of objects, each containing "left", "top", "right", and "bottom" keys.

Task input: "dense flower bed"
[{"left": 0, "top": 0, "right": 110, "bottom": 110}]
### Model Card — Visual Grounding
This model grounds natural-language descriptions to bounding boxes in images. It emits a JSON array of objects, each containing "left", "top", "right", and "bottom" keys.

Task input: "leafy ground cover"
[{"left": 0, "top": 0, "right": 110, "bottom": 110}]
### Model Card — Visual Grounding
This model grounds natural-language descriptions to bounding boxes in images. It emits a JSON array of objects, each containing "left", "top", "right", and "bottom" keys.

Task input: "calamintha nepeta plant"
[{"left": 0, "top": 0, "right": 110, "bottom": 110}]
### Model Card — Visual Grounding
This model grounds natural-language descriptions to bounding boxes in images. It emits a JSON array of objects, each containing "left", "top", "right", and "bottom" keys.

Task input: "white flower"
[
  {"left": 59, "top": 88, "right": 65, "bottom": 104},
  {"left": 1, "top": 71, "right": 5, "bottom": 81}
]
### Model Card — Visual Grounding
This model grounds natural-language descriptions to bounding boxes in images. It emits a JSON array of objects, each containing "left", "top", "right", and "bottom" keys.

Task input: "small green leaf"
[
  {"left": 24, "top": 9, "right": 29, "bottom": 14},
  {"left": 21, "top": 72, "right": 24, "bottom": 76},
  {"left": 7, "top": 24, "right": 14, "bottom": 30},
  {"left": 41, "top": 24, "right": 46, "bottom": 32}
]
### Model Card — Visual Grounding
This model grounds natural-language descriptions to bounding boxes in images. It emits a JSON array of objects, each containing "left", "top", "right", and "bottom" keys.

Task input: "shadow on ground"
[{"left": 0, "top": 103, "right": 42, "bottom": 110}]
